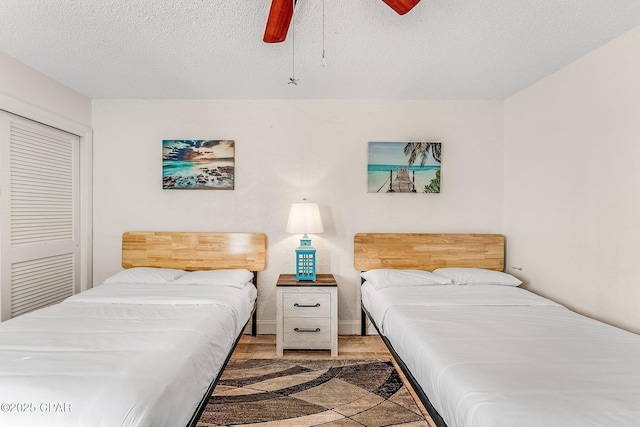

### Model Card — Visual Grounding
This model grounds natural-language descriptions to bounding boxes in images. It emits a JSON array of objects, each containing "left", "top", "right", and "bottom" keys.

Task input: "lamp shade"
[{"left": 286, "top": 200, "right": 324, "bottom": 234}]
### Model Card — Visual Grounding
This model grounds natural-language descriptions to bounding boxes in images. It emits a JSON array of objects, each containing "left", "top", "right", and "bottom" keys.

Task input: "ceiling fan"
[{"left": 263, "top": 0, "right": 421, "bottom": 43}]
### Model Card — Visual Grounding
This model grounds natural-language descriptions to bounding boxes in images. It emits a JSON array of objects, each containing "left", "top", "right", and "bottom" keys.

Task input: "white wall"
[
  {"left": 92, "top": 99, "right": 504, "bottom": 333},
  {"left": 0, "top": 51, "right": 91, "bottom": 127},
  {"left": 504, "top": 27, "right": 640, "bottom": 333}
]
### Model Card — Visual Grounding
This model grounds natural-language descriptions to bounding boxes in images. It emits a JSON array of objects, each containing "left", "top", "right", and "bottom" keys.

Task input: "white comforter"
[
  {"left": 0, "top": 282, "right": 256, "bottom": 427},
  {"left": 362, "top": 282, "right": 640, "bottom": 427}
]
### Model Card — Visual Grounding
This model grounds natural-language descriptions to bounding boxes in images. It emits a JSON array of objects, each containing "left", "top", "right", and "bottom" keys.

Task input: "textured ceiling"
[{"left": 0, "top": 0, "right": 639, "bottom": 100}]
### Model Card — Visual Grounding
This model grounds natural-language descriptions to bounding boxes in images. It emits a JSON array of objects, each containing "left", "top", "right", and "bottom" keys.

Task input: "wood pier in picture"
[{"left": 387, "top": 168, "right": 417, "bottom": 192}]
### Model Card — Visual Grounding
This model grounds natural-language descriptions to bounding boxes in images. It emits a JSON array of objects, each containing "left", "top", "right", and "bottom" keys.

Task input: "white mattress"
[
  {"left": 362, "top": 282, "right": 640, "bottom": 427},
  {"left": 0, "top": 281, "right": 256, "bottom": 427}
]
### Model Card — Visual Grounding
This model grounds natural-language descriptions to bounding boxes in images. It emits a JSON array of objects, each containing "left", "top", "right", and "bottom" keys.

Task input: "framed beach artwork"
[
  {"left": 162, "top": 140, "right": 235, "bottom": 190},
  {"left": 367, "top": 141, "right": 441, "bottom": 193}
]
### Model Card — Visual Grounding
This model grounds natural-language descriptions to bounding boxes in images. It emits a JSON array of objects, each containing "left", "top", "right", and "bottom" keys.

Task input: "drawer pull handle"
[
  {"left": 294, "top": 303, "right": 320, "bottom": 308},
  {"left": 294, "top": 327, "right": 321, "bottom": 333}
]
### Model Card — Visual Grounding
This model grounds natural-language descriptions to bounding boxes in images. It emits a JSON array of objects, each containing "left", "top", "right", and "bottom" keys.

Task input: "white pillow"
[
  {"left": 103, "top": 267, "right": 187, "bottom": 284},
  {"left": 173, "top": 269, "right": 254, "bottom": 288},
  {"left": 432, "top": 268, "right": 522, "bottom": 286},
  {"left": 360, "top": 269, "right": 452, "bottom": 289}
]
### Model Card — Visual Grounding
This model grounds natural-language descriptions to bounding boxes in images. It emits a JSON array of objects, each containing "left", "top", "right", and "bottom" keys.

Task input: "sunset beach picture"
[
  {"left": 368, "top": 141, "right": 441, "bottom": 193},
  {"left": 162, "top": 140, "right": 235, "bottom": 190}
]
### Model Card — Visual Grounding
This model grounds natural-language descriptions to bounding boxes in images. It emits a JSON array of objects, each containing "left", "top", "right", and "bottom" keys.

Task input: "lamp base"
[{"left": 295, "top": 247, "right": 316, "bottom": 281}]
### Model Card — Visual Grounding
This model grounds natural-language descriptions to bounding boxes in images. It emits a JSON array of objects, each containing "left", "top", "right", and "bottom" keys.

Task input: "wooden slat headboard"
[
  {"left": 354, "top": 233, "right": 505, "bottom": 272},
  {"left": 122, "top": 232, "right": 267, "bottom": 271}
]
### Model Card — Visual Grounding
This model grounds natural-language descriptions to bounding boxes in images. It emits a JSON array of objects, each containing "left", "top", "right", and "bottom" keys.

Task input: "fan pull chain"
[
  {"left": 321, "top": 0, "right": 326, "bottom": 67},
  {"left": 288, "top": 0, "right": 298, "bottom": 85}
]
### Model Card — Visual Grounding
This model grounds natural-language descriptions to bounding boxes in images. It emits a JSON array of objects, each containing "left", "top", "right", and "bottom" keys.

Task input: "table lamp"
[{"left": 286, "top": 198, "right": 324, "bottom": 281}]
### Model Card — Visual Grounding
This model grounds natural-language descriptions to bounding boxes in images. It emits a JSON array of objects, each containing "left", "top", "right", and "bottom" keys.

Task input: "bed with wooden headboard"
[
  {"left": 0, "top": 231, "right": 267, "bottom": 427},
  {"left": 354, "top": 232, "right": 640, "bottom": 427},
  {"left": 122, "top": 231, "right": 266, "bottom": 336},
  {"left": 355, "top": 232, "right": 504, "bottom": 335}
]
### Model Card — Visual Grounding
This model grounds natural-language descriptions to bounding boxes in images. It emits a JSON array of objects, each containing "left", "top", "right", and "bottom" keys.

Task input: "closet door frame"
[{"left": 0, "top": 94, "right": 92, "bottom": 321}]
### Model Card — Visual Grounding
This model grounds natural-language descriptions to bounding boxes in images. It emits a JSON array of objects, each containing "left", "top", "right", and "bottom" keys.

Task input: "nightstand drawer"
[
  {"left": 283, "top": 317, "right": 331, "bottom": 342},
  {"left": 283, "top": 292, "right": 331, "bottom": 318}
]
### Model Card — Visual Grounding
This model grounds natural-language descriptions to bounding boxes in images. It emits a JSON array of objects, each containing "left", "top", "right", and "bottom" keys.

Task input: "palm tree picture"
[{"left": 368, "top": 141, "right": 441, "bottom": 193}]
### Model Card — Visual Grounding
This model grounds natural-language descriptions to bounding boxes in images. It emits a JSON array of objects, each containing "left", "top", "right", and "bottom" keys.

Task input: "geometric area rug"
[{"left": 196, "top": 359, "right": 431, "bottom": 427}]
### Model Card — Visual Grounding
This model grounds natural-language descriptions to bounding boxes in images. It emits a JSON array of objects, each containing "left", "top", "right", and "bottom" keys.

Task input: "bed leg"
[
  {"left": 251, "top": 271, "right": 258, "bottom": 336},
  {"left": 251, "top": 311, "right": 257, "bottom": 336},
  {"left": 361, "top": 308, "right": 367, "bottom": 336}
]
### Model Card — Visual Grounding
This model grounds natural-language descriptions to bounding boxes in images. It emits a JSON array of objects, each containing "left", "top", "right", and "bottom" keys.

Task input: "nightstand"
[{"left": 276, "top": 274, "right": 338, "bottom": 357}]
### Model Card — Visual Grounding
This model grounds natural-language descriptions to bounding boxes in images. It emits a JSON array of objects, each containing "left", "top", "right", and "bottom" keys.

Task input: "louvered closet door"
[{"left": 0, "top": 112, "right": 80, "bottom": 320}]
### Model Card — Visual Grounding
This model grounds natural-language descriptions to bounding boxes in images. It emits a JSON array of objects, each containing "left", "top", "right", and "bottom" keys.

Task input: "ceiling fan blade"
[
  {"left": 263, "top": 0, "right": 295, "bottom": 43},
  {"left": 380, "top": 0, "right": 421, "bottom": 15}
]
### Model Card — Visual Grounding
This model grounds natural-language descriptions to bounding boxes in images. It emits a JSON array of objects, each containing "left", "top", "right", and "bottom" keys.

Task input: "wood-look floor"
[
  {"left": 229, "top": 334, "right": 435, "bottom": 426},
  {"left": 231, "top": 334, "right": 390, "bottom": 360}
]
